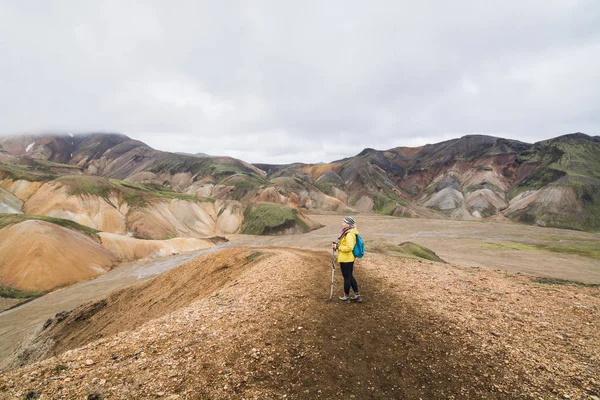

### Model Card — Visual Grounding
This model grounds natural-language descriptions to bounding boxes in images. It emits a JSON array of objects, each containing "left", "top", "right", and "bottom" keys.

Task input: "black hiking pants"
[{"left": 339, "top": 261, "right": 359, "bottom": 295}]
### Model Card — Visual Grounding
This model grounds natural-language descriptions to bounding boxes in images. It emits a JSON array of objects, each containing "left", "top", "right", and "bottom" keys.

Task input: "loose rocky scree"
[{"left": 0, "top": 247, "right": 598, "bottom": 399}]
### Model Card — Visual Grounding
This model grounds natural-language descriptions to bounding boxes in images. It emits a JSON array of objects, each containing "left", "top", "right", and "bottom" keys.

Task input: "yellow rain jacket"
[{"left": 337, "top": 227, "right": 358, "bottom": 263}]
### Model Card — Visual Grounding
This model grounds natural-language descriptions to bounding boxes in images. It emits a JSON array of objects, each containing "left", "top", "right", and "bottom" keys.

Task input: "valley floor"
[{"left": 230, "top": 214, "right": 600, "bottom": 284}]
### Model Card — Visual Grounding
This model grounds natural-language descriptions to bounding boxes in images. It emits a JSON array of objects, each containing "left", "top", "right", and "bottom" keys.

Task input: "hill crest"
[{"left": 3, "top": 246, "right": 598, "bottom": 398}]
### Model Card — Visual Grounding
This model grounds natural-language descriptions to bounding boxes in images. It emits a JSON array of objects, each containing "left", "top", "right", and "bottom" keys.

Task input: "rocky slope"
[
  {"left": 2, "top": 247, "right": 598, "bottom": 399},
  {"left": 2, "top": 132, "right": 599, "bottom": 232},
  {"left": 504, "top": 133, "right": 600, "bottom": 230},
  {"left": 258, "top": 133, "right": 600, "bottom": 230},
  {"left": 0, "top": 219, "right": 116, "bottom": 292}
]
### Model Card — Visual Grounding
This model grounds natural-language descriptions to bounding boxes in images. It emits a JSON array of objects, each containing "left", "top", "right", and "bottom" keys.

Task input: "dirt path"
[
  {"left": 1, "top": 215, "right": 599, "bottom": 398},
  {"left": 7, "top": 247, "right": 595, "bottom": 398},
  {"left": 240, "top": 249, "right": 508, "bottom": 399}
]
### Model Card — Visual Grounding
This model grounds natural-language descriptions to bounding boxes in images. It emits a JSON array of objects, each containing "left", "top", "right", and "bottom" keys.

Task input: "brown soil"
[
  {"left": 0, "top": 221, "right": 215, "bottom": 294},
  {"left": 2, "top": 247, "right": 598, "bottom": 399},
  {"left": 26, "top": 248, "right": 262, "bottom": 361},
  {"left": 0, "top": 220, "right": 117, "bottom": 292}
]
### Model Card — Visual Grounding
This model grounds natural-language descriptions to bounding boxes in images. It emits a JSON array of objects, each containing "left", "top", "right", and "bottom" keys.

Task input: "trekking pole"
[{"left": 329, "top": 243, "right": 336, "bottom": 302}]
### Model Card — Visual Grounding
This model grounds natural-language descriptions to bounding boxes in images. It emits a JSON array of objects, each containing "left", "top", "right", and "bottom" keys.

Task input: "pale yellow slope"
[
  {"left": 0, "top": 179, "right": 43, "bottom": 202},
  {"left": 0, "top": 220, "right": 117, "bottom": 292},
  {"left": 0, "top": 187, "right": 23, "bottom": 213},
  {"left": 127, "top": 199, "right": 244, "bottom": 239},
  {"left": 22, "top": 181, "right": 242, "bottom": 238},
  {"left": 99, "top": 232, "right": 213, "bottom": 261},
  {"left": 23, "top": 182, "right": 128, "bottom": 234}
]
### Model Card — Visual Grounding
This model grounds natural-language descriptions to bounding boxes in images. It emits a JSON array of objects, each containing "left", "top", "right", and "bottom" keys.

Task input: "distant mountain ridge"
[
  {"left": 176, "top": 152, "right": 211, "bottom": 158},
  {"left": 1, "top": 131, "right": 599, "bottom": 232}
]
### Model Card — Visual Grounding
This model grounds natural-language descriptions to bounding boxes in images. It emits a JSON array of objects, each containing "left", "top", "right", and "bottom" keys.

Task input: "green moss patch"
[
  {"left": 396, "top": 242, "right": 446, "bottom": 262},
  {"left": 32, "top": 159, "right": 82, "bottom": 170},
  {"left": 570, "top": 178, "right": 600, "bottom": 231},
  {"left": 370, "top": 241, "right": 446, "bottom": 263},
  {"left": 0, "top": 162, "right": 56, "bottom": 182},
  {"left": 505, "top": 174, "right": 600, "bottom": 232},
  {"left": 221, "top": 173, "right": 266, "bottom": 200},
  {"left": 373, "top": 194, "right": 408, "bottom": 215},
  {"left": 55, "top": 176, "right": 201, "bottom": 209},
  {"left": 539, "top": 242, "right": 600, "bottom": 260},
  {"left": 480, "top": 241, "right": 541, "bottom": 252},
  {"left": 505, "top": 136, "right": 600, "bottom": 232},
  {"left": 314, "top": 180, "right": 335, "bottom": 196},
  {"left": 241, "top": 203, "right": 310, "bottom": 235},
  {"left": 111, "top": 180, "right": 199, "bottom": 202},
  {"left": 51, "top": 364, "right": 68, "bottom": 373},
  {"left": 0, "top": 285, "right": 46, "bottom": 299},
  {"left": 0, "top": 285, "right": 46, "bottom": 311},
  {"left": 481, "top": 240, "right": 600, "bottom": 260},
  {"left": 513, "top": 233, "right": 600, "bottom": 243},
  {"left": 509, "top": 167, "right": 567, "bottom": 199},
  {"left": 373, "top": 195, "right": 398, "bottom": 215},
  {"left": 0, "top": 213, "right": 101, "bottom": 240},
  {"left": 149, "top": 156, "right": 260, "bottom": 184},
  {"left": 270, "top": 177, "right": 307, "bottom": 193},
  {"left": 542, "top": 134, "right": 600, "bottom": 179},
  {"left": 246, "top": 251, "right": 264, "bottom": 262},
  {"left": 531, "top": 277, "right": 600, "bottom": 288},
  {"left": 59, "top": 176, "right": 113, "bottom": 198}
]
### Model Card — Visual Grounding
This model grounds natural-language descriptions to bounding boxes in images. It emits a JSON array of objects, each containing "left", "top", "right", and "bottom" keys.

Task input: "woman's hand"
[{"left": 332, "top": 242, "right": 338, "bottom": 251}]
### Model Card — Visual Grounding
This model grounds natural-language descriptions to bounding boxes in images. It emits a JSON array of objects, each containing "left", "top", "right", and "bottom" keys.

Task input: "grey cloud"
[{"left": 1, "top": 0, "right": 599, "bottom": 163}]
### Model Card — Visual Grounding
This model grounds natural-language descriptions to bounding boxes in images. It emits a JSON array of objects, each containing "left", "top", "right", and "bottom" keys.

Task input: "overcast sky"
[{"left": 1, "top": 1, "right": 599, "bottom": 163}]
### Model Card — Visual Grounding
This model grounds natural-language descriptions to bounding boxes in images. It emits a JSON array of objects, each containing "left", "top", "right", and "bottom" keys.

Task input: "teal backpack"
[{"left": 352, "top": 234, "right": 365, "bottom": 258}]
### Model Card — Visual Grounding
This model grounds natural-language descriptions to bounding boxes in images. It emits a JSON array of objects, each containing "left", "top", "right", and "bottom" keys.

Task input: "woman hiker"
[{"left": 332, "top": 216, "right": 362, "bottom": 303}]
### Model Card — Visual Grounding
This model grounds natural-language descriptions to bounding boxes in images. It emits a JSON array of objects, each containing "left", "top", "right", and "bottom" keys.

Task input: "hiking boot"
[
  {"left": 339, "top": 294, "right": 351, "bottom": 302},
  {"left": 350, "top": 294, "right": 363, "bottom": 303}
]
